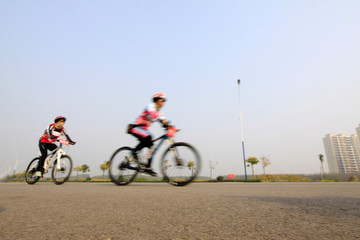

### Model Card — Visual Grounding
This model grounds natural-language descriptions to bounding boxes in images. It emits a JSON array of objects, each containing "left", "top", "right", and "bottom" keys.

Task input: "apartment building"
[{"left": 323, "top": 133, "right": 360, "bottom": 174}]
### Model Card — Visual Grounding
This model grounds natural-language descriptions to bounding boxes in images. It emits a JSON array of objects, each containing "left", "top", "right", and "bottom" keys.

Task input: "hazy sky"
[{"left": 1, "top": 0, "right": 359, "bottom": 178}]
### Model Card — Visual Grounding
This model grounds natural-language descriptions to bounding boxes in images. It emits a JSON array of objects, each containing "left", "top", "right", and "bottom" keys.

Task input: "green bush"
[
  {"left": 226, "top": 179, "right": 261, "bottom": 182},
  {"left": 217, "top": 176, "right": 224, "bottom": 181}
]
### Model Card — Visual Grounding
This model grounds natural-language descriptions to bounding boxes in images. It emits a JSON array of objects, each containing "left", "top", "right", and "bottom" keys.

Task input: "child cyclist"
[
  {"left": 127, "top": 93, "right": 169, "bottom": 176},
  {"left": 36, "top": 116, "right": 76, "bottom": 177}
]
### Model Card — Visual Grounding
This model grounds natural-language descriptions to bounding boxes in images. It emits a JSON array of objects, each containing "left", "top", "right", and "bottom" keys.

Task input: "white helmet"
[{"left": 152, "top": 93, "right": 166, "bottom": 102}]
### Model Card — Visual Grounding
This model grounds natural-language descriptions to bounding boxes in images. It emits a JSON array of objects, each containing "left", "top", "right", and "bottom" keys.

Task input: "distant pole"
[
  {"left": 237, "top": 79, "right": 248, "bottom": 180},
  {"left": 319, "top": 154, "right": 325, "bottom": 180}
]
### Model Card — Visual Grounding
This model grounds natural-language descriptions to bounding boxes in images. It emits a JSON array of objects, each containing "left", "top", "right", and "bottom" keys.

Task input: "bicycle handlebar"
[
  {"left": 58, "top": 139, "right": 69, "bottom": 145},
  {"left": 129, "top": 123, "right": 180, "bottom": 132},
  {"left": 56, "top": 139, "right": 76, "bottom": 146}
]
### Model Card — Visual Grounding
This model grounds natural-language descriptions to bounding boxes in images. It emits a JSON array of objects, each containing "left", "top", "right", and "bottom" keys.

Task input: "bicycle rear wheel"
[
  {"left": 52, "top": 155, "right": 73, "bottom": 185},
  {"left": 160, "top": 142, "right": 201, "bottom": 186},
  {"left": 25, "top": 157, "right": 41, "bottom": 184},
  {"left": 109, "top": 147, "right": 139, "bottom": 186}
]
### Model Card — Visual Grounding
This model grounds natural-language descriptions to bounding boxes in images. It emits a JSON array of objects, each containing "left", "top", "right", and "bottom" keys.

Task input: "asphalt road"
[{"left": 1, "top": 182, "right": 359, "bottom": 240}]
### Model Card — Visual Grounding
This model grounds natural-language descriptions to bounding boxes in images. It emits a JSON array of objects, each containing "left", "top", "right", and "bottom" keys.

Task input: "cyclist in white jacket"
[{"left": 127, "top": 93, "right": 169, "bottom": 176}]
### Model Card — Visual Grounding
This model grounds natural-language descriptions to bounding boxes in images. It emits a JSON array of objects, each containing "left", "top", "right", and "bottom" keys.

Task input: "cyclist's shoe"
[
  {"left": 144, "top": 168, "right": 157, "bottom": 177},
  {"left": 35, "top": 171, "right": 43, "bottom": 177}
]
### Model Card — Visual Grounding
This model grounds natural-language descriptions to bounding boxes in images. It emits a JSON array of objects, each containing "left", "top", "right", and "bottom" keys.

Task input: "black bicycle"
[{"left": 109, "top": 126, "right": 201, "bottom": 186}]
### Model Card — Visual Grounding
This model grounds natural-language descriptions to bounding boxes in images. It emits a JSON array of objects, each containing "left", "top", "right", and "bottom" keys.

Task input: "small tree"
[
  {"left": 187, "top": 161, "right": 195, "bottom": 176},
  {"left": 246, "top": 157, "right": 259, "bottom": 179},
  {"left": 81, "top": 164, "right": 90, "bottom": 178},
  {"left": 73, "top": 166, "right": 83, "bottom": 180},
  {"left": 319, "top": 154, "right": 325, "bottom": 180},
  {"left": 260, "top": 156, "right": 271, "bottom": 175},
  {"left": 100, "top": 161, "right": 110, "bottom": 179}
]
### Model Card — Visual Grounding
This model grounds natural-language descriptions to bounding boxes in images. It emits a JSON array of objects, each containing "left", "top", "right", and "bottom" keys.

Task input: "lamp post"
[{"left": 237, "top": 79, "right": 248, "bottom": 180}]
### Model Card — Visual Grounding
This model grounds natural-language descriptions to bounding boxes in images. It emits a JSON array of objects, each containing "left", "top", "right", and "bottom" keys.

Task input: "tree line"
[
  {"left": 245, "top": 156, "right": 271, "bottom": 179},
  {"left": 73, "top": 161, "right": 110, "bottom": 179}
]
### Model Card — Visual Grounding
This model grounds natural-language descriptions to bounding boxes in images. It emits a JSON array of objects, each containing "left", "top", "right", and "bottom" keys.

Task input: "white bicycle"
[{"left": 25, "top": 139, "right": 73, "bottom": 185}]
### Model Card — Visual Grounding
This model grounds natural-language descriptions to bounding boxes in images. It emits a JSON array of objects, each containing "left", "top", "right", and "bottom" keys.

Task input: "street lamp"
[{"left": 237, "top": 79, "right": 248, "bottom": 180}]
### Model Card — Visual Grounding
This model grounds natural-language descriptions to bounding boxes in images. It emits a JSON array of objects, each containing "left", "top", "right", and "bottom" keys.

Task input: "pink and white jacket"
[{"left": 132, "top": 103, "right": 166, "bottom": 130}]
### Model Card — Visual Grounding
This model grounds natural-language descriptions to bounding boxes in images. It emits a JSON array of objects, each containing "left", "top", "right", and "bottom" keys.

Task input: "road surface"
[{"left": 1, "top": 182, "right": 359, "bottom": 239}]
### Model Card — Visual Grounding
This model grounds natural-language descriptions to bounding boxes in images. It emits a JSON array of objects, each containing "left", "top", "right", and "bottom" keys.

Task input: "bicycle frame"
[
  {"left": 41, "top": 140, "right": 68, "bottom": 172},
  {"left": 109, "top": 125, "right": 199, "bottom": 186},
  {"left": 146, "top": 134, "right": 178, "bottom": 164}
]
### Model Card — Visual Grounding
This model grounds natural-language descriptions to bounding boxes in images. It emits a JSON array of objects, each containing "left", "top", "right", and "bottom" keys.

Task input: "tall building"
[
  {"left": 323, "top": 133, "right": 360, "bottom": 174},
  {"left": 357, "top": 124, "right": 360, "bottom": 142}
]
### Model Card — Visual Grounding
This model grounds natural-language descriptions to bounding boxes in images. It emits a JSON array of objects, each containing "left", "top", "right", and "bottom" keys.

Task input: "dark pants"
[
  {"left": 38, "top": 142, "right": 57, "bottom": 172},
  {"left": 128, "top": 132, "right": 154, "bottom": 167}
]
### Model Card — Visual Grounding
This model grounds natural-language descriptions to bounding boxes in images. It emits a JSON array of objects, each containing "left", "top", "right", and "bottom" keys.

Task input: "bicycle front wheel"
[
  {"left": 160, "top": 142, "right": 201, "bottom": 186},
  {"left": 25, "top": 157, "right": 41, "bottom": 184},
  {"left": 52, "top": 155, "right": 73, "bottom": 185},
  {"left": 109, "top": 147, "right": 139, "bottom": 186}
]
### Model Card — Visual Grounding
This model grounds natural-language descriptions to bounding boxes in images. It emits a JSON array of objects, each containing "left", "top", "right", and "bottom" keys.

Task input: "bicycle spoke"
[
  {"left": 109, "top": 147, "right": 139, "bottom": 185},
  {"left": 161, "top": 143, "right": 201, "bottom": 186},
  {"left": 52, "top": 155, "right": 72, "bottom": 185},
  {"left": 25, "top": 158, "right": 41, "bottom": 184}
]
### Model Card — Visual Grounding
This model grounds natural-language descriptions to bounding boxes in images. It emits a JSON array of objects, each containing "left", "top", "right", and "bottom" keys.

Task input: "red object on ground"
[{"left": 228, "top": 174, "right": 235, "bottom": 179}]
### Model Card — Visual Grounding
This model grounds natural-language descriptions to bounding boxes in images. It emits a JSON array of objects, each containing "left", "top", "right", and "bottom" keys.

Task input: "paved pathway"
[{"left": 1, "top": 182, "right": 359, "bottom": 239}]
